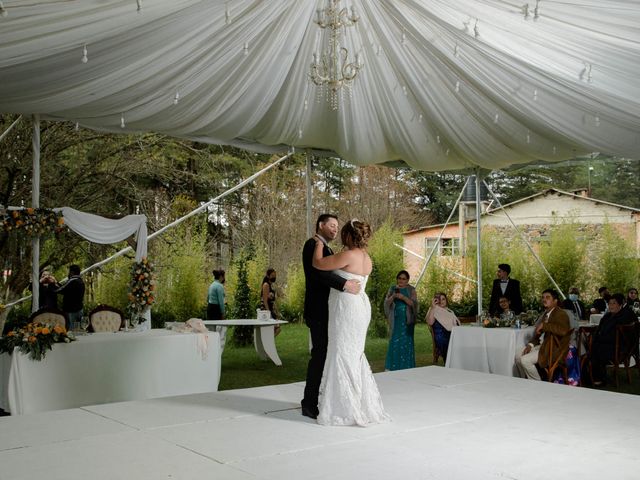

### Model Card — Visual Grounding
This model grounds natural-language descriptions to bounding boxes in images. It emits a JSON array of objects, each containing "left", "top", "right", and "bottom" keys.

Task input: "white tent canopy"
[{"left": 1, "top": 0, "right": 639, "bottom": 171}]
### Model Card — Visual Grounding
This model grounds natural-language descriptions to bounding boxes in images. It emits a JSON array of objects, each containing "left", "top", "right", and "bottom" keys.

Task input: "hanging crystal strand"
[
  {"left": 120, "top": 113, "right": 126, "bottom": 128},
  {"left": 0, "top": 1, "right": 8, "bottom": 17},
  {"left": 225, "top": 3, "right": 230, "bottom": 24},
  {"left": 173, "top": 91, "right": 180, "bottom": 105},
  {"left": 136, "top": 0, "right": 142, "bottom": 13},
  {"left": 81, "top": 44, "right": 88, "bottom": 63}
]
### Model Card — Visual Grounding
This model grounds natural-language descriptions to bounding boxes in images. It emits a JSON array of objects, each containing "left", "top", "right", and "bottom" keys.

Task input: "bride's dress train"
[{"left": 317, "top": 270, "right": 390, "bottom": 426}]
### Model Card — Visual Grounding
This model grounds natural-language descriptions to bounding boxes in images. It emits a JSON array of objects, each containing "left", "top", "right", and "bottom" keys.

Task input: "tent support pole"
[
  {"left": 414, "top": 176, "right": 470, "bottom": 287},
  {"left": 475, "top": 169, "right": 483, "bottom": 323},
  {"left": 31, "top": 114, "right": 40, "bottom": 312},
  {"left": 306, "top": 150, "right": 313, "bottom": 239},
  {"left": 0, "top": 115, "right": 22, "bottom": 144}
]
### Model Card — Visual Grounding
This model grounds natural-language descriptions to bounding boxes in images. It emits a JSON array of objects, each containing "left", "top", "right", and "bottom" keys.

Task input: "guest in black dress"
[{"left": 260, "top": 268, "right": 281, "bottom": 335}]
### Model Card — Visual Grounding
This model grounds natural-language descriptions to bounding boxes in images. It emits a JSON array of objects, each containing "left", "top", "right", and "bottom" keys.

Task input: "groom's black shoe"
[{"left": 301, "top": 405, "right": 318, "bottom": 419}]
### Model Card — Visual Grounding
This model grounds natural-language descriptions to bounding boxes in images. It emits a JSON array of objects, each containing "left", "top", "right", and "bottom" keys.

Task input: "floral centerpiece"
[
  {"left": 0, "top": 322, "right": 75, "bottom": 361},
  {"left": 1, "top": 208, "right": 66, "bottom": 236},
  {"left": 127, "top": 257, "right": 155, "bottom": 322}
]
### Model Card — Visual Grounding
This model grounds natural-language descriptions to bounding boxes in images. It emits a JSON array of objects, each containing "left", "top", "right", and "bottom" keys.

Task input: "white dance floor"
[{"left": 1, "top": 366, "right": 638, "bottom": 480}]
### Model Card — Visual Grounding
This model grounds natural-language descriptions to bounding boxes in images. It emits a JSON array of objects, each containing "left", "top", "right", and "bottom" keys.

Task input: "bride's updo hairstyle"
[{"left": 341, "top": 219, "right": 372, "bottom": 249}]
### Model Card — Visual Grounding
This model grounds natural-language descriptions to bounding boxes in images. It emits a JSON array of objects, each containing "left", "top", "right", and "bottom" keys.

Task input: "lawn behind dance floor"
[{"left": 217, "top": 322, "right": 640, "bottom": 396}]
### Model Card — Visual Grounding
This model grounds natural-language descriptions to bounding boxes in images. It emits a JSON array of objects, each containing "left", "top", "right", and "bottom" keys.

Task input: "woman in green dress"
[{"left": 383, "top": 270, "right": 418, "bottom": 371}]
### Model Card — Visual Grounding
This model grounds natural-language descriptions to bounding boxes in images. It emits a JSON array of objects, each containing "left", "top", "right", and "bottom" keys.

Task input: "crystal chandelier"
[{"left": 309, "top": 0, "right": 363, "bottom": 110}]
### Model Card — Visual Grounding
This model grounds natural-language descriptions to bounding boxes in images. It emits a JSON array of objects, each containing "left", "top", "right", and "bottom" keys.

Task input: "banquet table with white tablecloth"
[
  {"left": 0, "top": 329, "right": 220, "bottom": 415},
  {"left": 445, "top": 325, "right": 536, "bottom": 377}
]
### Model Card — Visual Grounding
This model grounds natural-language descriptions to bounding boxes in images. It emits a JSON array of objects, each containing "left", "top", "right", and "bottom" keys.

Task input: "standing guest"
[
  {"left": 515, "top": 289, "right": 571, "bottom": 381},
  {"left": 625, "top": 288, "right": 639, "bottom": 310},
  {"left": 489, "top": 264, "right": 523, "bottom": 316},
  {"left": 590, "top": 293, "right": 638, "bottom": 386},
  {"left": 207, "top": 269, "right": 226, "bottom": 320},
  {"left": 260, "top": 268, "right": 281, "bottom": 336},
  {"left": 300, "top": 214, "right": 360, "bottom": 420},
  {"left": 55, "top": 264, "right": 85, "bottom": 331},
  {"left": 561, "top": 287, "right": 588, "bottom": 321},
  {"left": 38, "top": 269, "right": 58, "bottom": 309},
  {"left": 425, "top": 292, "right": 460, "bottom": 363},
  {"left": 383, "top": 270, "right": 418, "bottom": 371},
  {"left": 590, "top": 286, "right": 610, "bottom": 314}
]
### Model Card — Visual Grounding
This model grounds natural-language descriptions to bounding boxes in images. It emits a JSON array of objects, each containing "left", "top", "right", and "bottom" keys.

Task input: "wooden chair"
[
  {"left": 88, "top": 305, "right": 124, "bottom": 332},
  {"left": 29, "top": 307, "right": 67, "bottom": 329},
  {"left": 612, "top": 322, "right": 640, "bottom": 387},
  {"left": 576, "top": 325, "right": 597, "bottom": 386},
  {"left": 428, "top": 323, "right": 444, "bottom": 365},
  {"left": 538, "top": 329, "right": 574, "bottom": 383}
]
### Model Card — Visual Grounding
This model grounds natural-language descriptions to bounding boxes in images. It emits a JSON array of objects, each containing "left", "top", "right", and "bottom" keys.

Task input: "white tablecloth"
[
  {"left": 0, "top": 329, "right": 221, "bottom": 415},
  {"left": 445, "top": 325, "right": 536, "bottom": 377}
]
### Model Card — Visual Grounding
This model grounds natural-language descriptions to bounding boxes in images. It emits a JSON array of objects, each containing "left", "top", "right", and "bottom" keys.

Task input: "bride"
[{"left": 312, "top": 219, "right": 390, "bottom": 426}]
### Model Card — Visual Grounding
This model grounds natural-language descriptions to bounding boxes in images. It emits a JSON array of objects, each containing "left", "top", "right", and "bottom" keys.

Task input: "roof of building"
[{"left": 404, "top": 188, "right": 640, "bottom": 235}]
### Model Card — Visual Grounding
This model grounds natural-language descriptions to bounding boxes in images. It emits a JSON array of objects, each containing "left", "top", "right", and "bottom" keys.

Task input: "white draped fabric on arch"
[{"left": 0, "top": 0, "right": 639, "bottom": 171}]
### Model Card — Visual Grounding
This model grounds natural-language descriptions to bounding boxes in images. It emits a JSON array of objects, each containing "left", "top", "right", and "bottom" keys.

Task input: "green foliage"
[
  {"left": 152, "top": 196, "right": 209, "bottom": 322},
  {"left": 598, "top": 224, "right": 639, "bottom": 294},
  {"left": 230, "top": 250, "right": 254, "bottom": 346},
  {"left": 366, "top": 220, "right": 404, "bottom": 337},
  {"left": 539, "top": 221, "right": 586, "bottom": 293},
  {"left": 279, "top": 261, "right": 305, "bottom": 323},
  {"left": 92, "top": 255, "right": 131, "bottom": 312}
]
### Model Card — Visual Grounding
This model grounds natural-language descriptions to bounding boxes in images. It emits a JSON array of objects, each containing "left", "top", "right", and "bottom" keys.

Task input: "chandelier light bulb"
[{"left": 173, "top": 92, "right": 180, "bottom": 105}]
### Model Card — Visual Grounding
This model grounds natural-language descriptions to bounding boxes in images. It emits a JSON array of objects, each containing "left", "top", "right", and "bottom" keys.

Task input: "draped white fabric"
[
  {"left": 59, "top": 207, "right": 148, "bottom": 262},
  {"left": 0, "top": 1, "right": 639, "bottom": 171}
]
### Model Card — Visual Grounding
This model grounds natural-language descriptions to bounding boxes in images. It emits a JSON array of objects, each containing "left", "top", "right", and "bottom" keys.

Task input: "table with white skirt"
[
  {"left": 0, "top": 329, "right": 221, "bottom": 415},
  {"left": 445, "top": 325, "right": 536, "bottom": 377}
]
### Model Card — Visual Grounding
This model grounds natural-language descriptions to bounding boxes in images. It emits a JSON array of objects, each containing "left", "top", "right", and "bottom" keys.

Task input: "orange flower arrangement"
[
  {"left": 128, "top": 257, "right": 155, "bottom": 321},
  {"left": 0, "top": 321, "right": 75, "bottom": 361},
  {"left": 2, "top": 208, "right": 66, "bottom": 236}
]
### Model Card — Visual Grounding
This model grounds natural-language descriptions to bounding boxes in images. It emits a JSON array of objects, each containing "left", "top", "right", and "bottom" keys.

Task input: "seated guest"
[
  {"left": 590, "top": 286, "right": 610, "bottom": 314},
  {"left": 425, "top": 292, "right": 460, "bottom": 362},
  {"left": 489, "top": 263, "right": 523, "bottom": 316},
  {"left": 515, "top": 289, "right": 571, "bottom": 381},
  {"left": 590, "top": 293, "right": 639, "bottom": 386},
  {"left": 626, "top": 288, "right": 639, "bottom": 310},
  {"left": 561, "top": 287, "right": 587, "bottom": 321},
  {"left": 496, "top": 296, "right": 515, "bottom": 321}
]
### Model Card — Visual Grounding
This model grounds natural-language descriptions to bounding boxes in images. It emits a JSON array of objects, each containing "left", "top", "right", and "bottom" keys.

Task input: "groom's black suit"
[{"left": 301, "top": 237, "right": 347, "bottom": 415}]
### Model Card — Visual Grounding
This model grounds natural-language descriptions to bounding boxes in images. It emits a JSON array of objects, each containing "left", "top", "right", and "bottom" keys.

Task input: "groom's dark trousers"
[{"left": 301, "top": 237, "right": 346, "bottom": 414}]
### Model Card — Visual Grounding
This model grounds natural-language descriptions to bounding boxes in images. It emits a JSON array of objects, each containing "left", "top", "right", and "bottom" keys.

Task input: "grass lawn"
[{"left": 217, "top": 322, "right": 640, "bottom": 397}]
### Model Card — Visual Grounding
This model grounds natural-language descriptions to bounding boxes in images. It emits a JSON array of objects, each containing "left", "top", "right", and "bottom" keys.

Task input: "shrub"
[
  {"left": 279, "top": 261, "right": 305, "bottom": 323},
  {"left": 231, "top": 250, "right": 254, "bottom": 346}
]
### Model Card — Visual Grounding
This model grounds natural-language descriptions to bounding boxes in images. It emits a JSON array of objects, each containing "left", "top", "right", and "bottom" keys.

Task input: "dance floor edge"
[{"left": 0, "top": 366, "right": 638, "bottom": 480}]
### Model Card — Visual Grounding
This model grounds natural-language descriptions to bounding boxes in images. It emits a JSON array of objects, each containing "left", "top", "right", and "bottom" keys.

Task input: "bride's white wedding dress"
[{"left": 317, "top": 270, "right": 390, "bottom": 426}]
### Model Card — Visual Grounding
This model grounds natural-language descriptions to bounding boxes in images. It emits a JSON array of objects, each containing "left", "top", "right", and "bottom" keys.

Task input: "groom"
[{"left": 300, "top": 214, "right": 360, "bottom": 419}]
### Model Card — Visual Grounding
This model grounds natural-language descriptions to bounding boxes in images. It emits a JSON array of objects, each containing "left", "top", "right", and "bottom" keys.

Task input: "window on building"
[{"left": 425, "top": 237, "right": 460, "bottom": 256}]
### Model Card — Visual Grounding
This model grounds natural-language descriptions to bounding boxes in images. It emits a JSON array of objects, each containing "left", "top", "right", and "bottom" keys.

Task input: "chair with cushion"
[
  {"left": 613, "top": 322, "right": 640, "bottom": 387},
  {"left": 88, "top": 305, "right": 124, "bottom": 332},
  {"left": 29, "top": 307, "right": 67, "bottom": 329}
]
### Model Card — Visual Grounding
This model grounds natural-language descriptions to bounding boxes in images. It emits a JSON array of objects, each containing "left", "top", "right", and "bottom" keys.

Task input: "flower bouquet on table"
[
  {"left": 0, "top": 322, "right": 75, "bottom": 361},
  {"left": 127, "top": 257, "right": 155, "bottom": 326}
]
